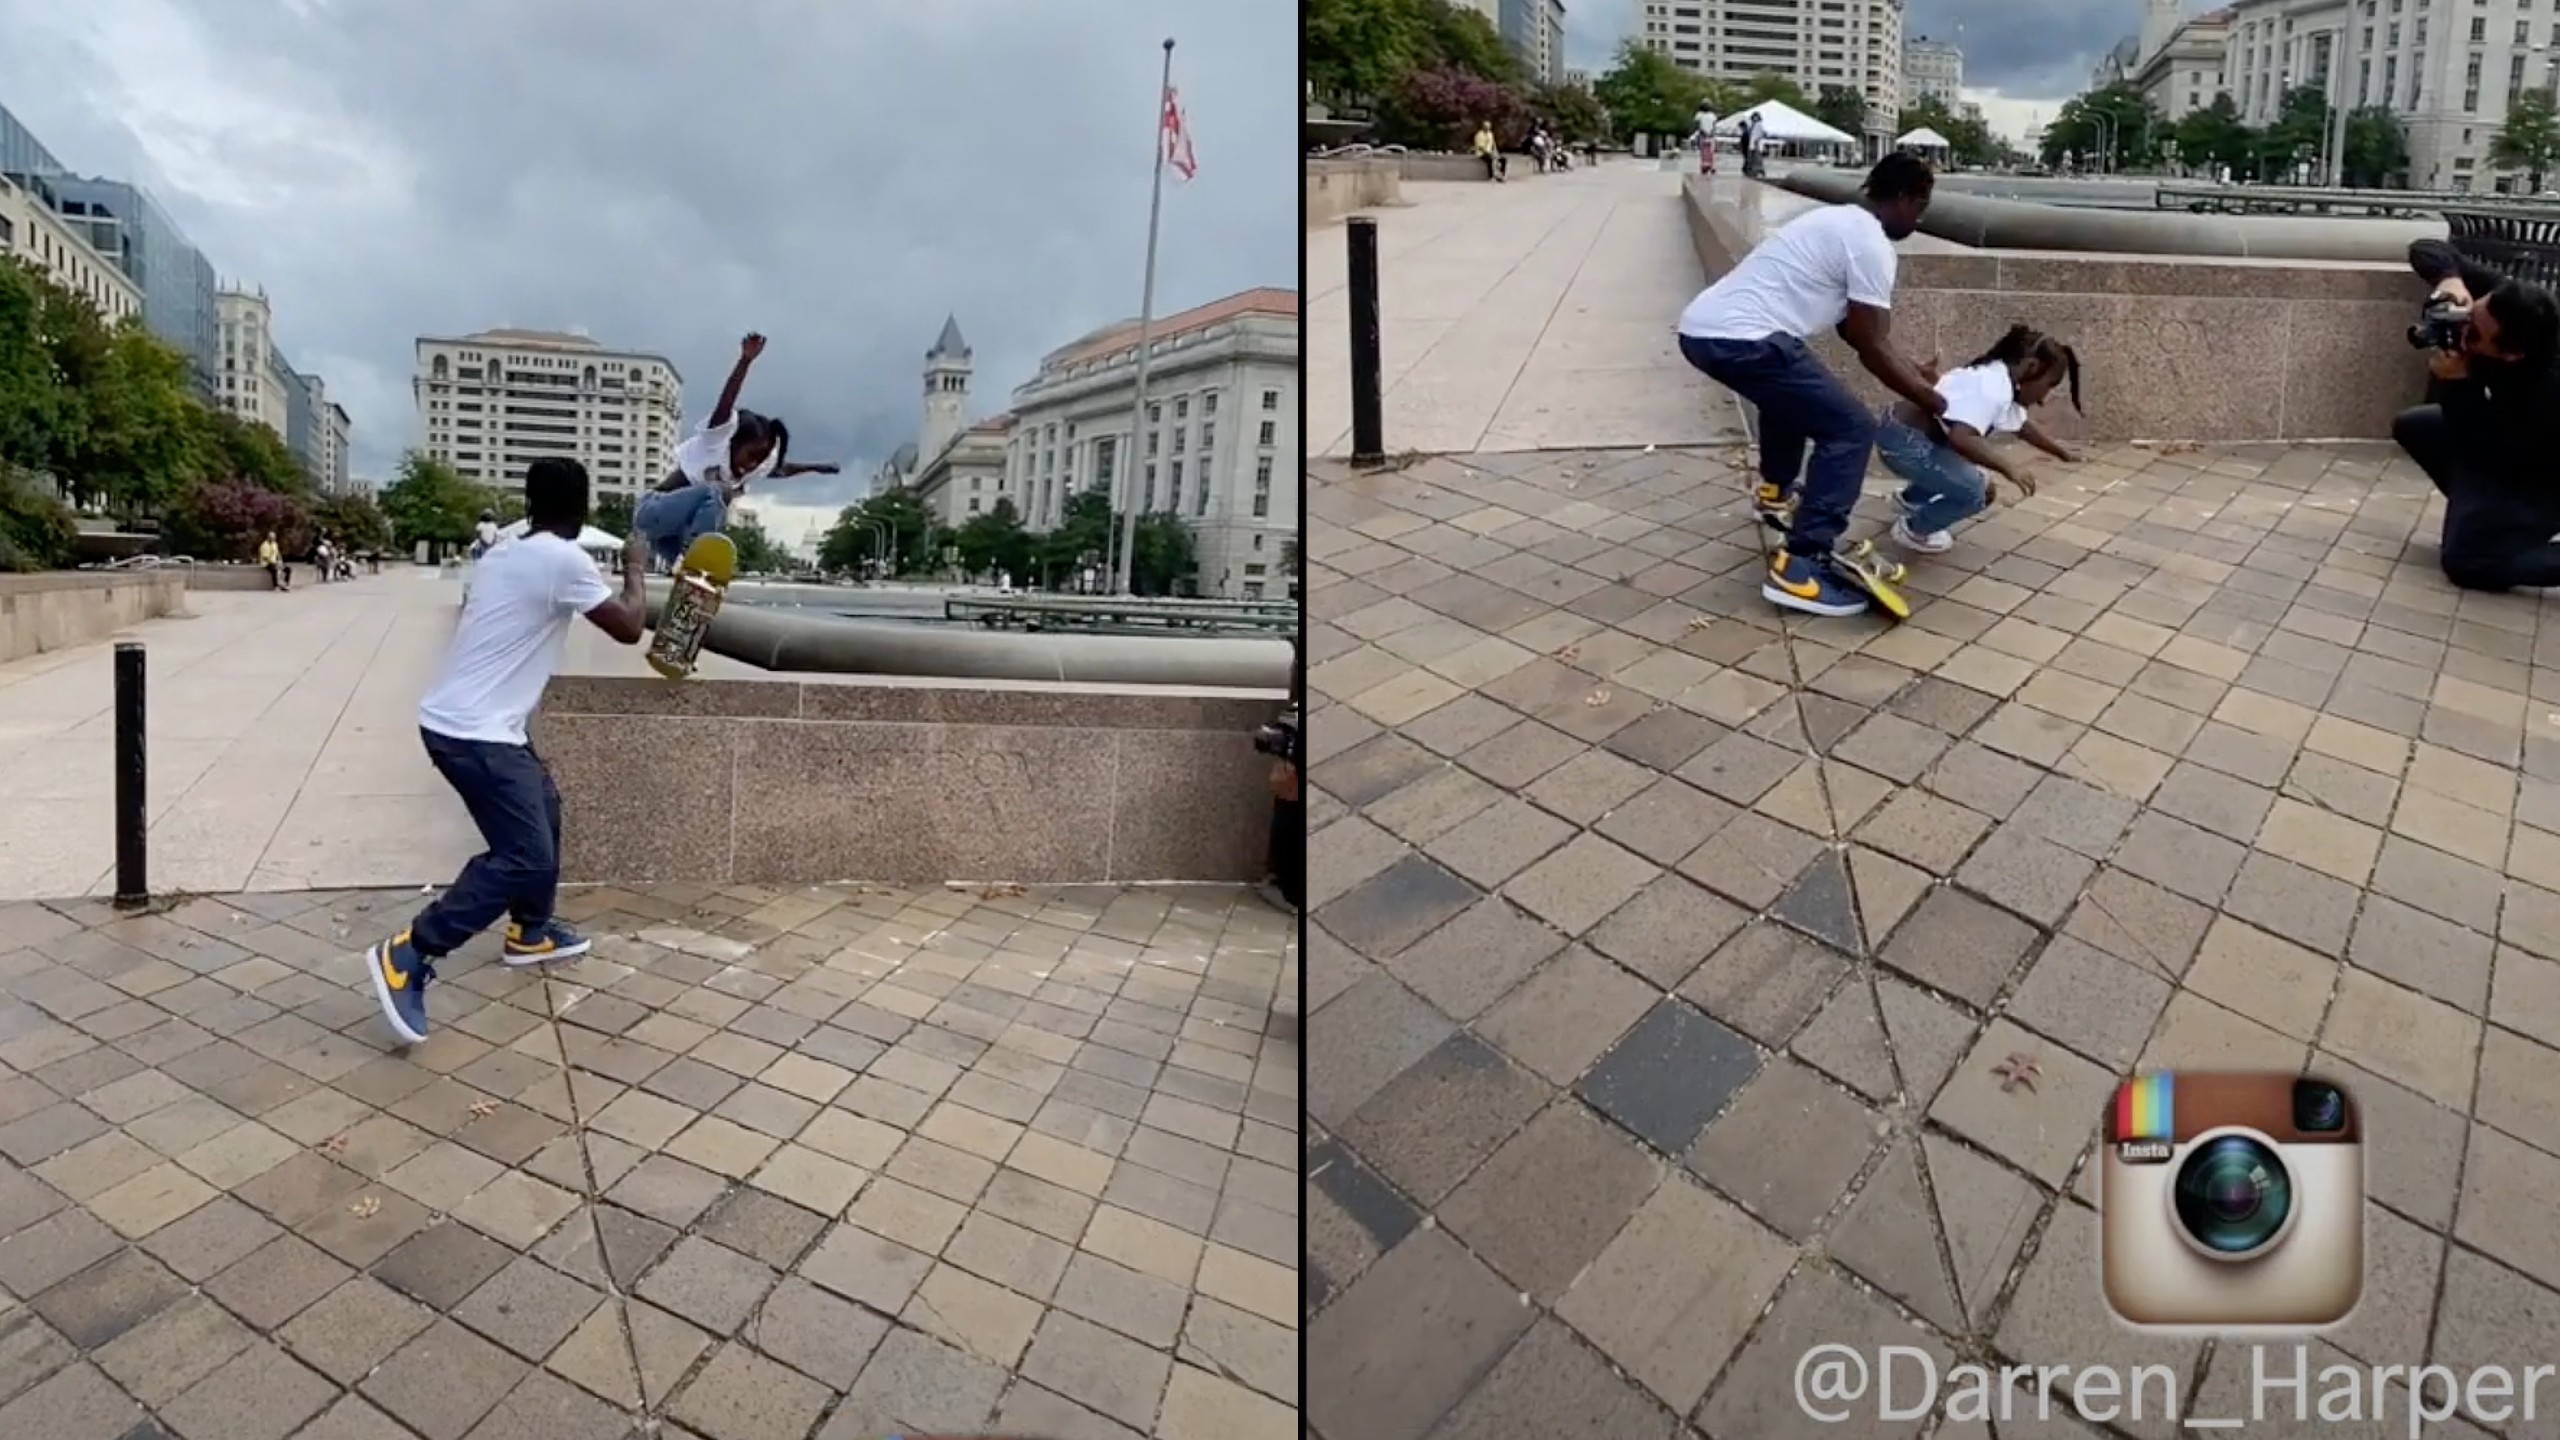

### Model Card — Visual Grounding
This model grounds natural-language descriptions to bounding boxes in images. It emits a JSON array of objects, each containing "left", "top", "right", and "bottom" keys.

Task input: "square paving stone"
[
  {"left": 1927, "top": 1020, "right": 2117, "bottom": 1186},
  {"left": 1854, "top": 789, "right": 1992, "bottom": 876},
  {"left": 138, "top": 1196, "right": 281, "bottom": 1284},
  {"left": 748, "top": 1277, "right": 892, "bottom": 1388},
  {"left": 93, "top": 1295, "right": 254, "bottom": 1407},
  {"left": 2323, "top": 970, "right": 2482, "bottom": 1107},
  {"left": 1412, "top": 1315, "right": 1680, "bottom": 1440},
  {"left": 2182, "top": 916, "right": 2340, "bottom": 1041},
  {"left": 1437, "top": 1099, "right": 1662, "bottom": 1302},
  {"left": 278, "top": 1277, "right": 435, "bottom": 1384},
  {"left": 604, "top": 1155, "right": 729, "bottom": 1229},
  {"left": 903, "top": 1261, "right": 1042, "bottom": 1367},
  {"left": 1698, "top": 1264, "right": 1953, "bottom": 1440},
  {"left": 0, "top": 1362, "right": 141, "bottom": 1440},
  {"left": 1671, "top": 915, "right": 1846, "bottom": 1056},
  {"left": 2223, "top": 852, "right": 2361, "bottom": 956},
  {"left": 204, "top": 1233, "right": 351, "bottom": 1330},
  {"left": 824, "top": 1326, "right": 1008, "bottom": 1438},
  {"left": 1685, "top": 1059, "right": 1882, "bottom": 1239},
  {"left": 636, "top": 1236, "right": 780, "bottom": 1337},
  {"left": 1505, "top": 834, "right": 1660, "bottom": 938},
  {"left": 2061, "top": 868, "right": 2214, "bottom": 981},
  {"left": 1880, "top": 889, "right": 2036, "bottom": 1008},
  {"left": 695, "top": 1187, "right": 827, "bottom": 1271},
  {"left": 2349, "top": 895, "right": 2494, "bottom": 1014},
  {"left": 1575, "top": 999, "right": 1762, "bottom": 1155},
  {"left": 457, "top": 1369, "right": 630, "bottom": 1440},
  {"left": 1586, "top": 876, "right": 1751, "bottom": 988},
  {"left": 1341, "top": 1031, "right": 1549, "bottom": 1205},
  {"left": 1304, "top": 1227, "right": 1533, "bottom": 1440},
  {"left": 1554, "top": 1177, "right": 1797, "bottom": 1415},
  {"left": 1957, "top": 825, "right": 2098, "bottom": 927},
  {"left": 1383, "top": 898, "right": 1563, "bottom": 1023},
  {"left": 159, "top": 1341, "right": 334, "bottom": 1440},
  {"left": 2004, "top": 936, "right": 2174, "bottom": 1068},
  {"left": 29, "top": 1247, "right": 188, "bottom": 1350},
  {"left": 1475, "top": 944, "right": 1654, "bottom": 1084},
  {"left": 668, "top": 1341, "right": 832, "bottom": 1440},
  {"left": 1675, "top": 812, "right": 1825, "bottom": 910},
  {"left": 1316, "top": 856, "right": 1482, "bottom": 960},
  {"left": 371, "top": 1220, "right": 514, "bottom": 1311},
  {"left": 2140, "top": 991, "right": 2309, "bottom": 1075},
  {"left": 2008, "top": 773, "right": 2139, "bottom": 858},
  {"left": 451, "top": 1255, "right": 603, "bottom": 1361},
  {"left": 358, "top": 1319, "right": 527, "bottom": 1440},
  {"left": 941, "top": 1211, "right": 1074, "bottom": 1302},
  {"left": 800, "top": 1223, "right": 936, "bottom": 1314}
]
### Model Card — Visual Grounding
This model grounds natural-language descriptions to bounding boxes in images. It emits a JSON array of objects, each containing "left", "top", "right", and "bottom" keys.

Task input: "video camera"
[{"left": 2408, "top": 296, "right": 2469, "bottom": 351}]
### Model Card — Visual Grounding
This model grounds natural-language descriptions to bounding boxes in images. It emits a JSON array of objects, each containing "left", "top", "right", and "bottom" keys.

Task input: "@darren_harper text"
[{"left": 1795, "top": 1343, "right": 2560, "bottom": 1436}]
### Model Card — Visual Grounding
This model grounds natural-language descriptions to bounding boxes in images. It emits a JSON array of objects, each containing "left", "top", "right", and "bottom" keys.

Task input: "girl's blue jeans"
[
  {"left": 632, "top": 484, "right": 726, "bottom": 568},
  {"left": 1873, "top": 407, "right": 1988, "bottom": 535}
]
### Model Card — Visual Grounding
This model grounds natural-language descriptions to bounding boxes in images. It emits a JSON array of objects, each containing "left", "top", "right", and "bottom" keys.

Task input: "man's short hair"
[
  {"left": 2483, "top": 280, "right": 2560, "bottom": 363},
  {"left": 1864, "top": 152, "right": 1935, "bottom": 203},
  {"left": 523, "top": 457, "right": 590, "bottom": 529}
]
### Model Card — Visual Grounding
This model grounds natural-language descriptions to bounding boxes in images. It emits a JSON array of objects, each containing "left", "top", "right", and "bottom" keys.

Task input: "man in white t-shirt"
[
  {"left": 364, "top": 457, "right": 652, "bottom": 1045},
  {"left": 1676, "top": 152, "right": 1948, "bottom": 617}
]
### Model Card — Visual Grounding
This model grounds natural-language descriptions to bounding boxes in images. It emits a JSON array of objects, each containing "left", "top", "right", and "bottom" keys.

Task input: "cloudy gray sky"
[
  {"left": 0, "top": 0, "right": 1297, "bottom": 543},
  {"left": 1564, "top": 0, "right": 2147, "bottom": 141}
]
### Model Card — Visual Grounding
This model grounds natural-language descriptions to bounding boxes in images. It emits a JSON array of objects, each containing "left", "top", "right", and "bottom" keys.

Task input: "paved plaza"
[
  {"left": 1306, "top": 166, "right": 2560, "bottom": 1438},
  {"left": 0, "top": 574, "right": 478, "bottom": 902},
  {"left": 0, "top": 878, "right": 1297, "bottom": 1439}
]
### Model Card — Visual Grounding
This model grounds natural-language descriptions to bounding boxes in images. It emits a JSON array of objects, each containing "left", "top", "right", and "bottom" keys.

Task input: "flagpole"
[{"left": 1112, "top": 37, "right": 1176, "bottom": 596}]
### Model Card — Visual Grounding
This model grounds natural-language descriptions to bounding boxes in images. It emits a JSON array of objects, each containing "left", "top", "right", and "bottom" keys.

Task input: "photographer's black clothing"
[
  {"left": 2399, "top": 240, "right": 2560, "bottom": 590},
  {"left": 2393, "top": 404, "right": 2560, "bottom": 590}
]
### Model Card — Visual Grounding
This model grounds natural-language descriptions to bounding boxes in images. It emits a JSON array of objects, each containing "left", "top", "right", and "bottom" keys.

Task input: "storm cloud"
[{"left": 0, "top": 0, "right": 1297, "bottom": 535}]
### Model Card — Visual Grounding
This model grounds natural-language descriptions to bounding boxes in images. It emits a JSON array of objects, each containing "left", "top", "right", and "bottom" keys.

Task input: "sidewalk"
[
  {"left": 1303, "top": 169, "right": 2560, "bottom": 1438},
  {"left": 0, "top": 573, "right": 476, "bottom": 901},
  {"left": 1305, "top": 160, "right": 1746, "bottom": 458},
  {"left": 0, "top": 878, "right": 1297, "bottom": 1438}
]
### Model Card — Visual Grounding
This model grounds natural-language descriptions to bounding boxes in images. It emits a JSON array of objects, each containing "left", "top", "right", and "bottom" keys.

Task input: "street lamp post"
[{"left": 2322, "top": 22, "right": 2352, "bottom": 187}]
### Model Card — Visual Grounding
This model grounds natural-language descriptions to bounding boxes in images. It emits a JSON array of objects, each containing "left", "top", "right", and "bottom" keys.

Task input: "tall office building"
[
  {"left": 0, "top": 171, "right": 141, "bottom": 324},
  {"left": 1, "top": 101, "right": 221, "bottom": 395},
  {"left": 1454, "top": 0, "right": 1568, "bottom": 85},
  {"left": 216, "top": 287, "right": 294, "bottom": 436},
  {"left": 413, "top": 329, "right": 683, "bottom": 501},
  {"left": 1904, "top": 35, "right": 1965, "bottom": 107},
  {"left": 304, "top": 377, "right": 354, "bottom": 495},
  {"left": 1638, "top": 0, "right": 1906, "bottom": 156},
  {"left": 1001, "top": 288, "right": 1299, "bottom": 599}
]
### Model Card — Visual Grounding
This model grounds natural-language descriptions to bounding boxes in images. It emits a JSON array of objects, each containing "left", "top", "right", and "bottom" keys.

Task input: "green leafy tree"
[
  {"left": 377, "top": 451, "right": 492, "bottom": 550},
  {"left": 1813, "top": 85, "right": 1868, "bottom": 136},
  {"left": 193, "top": 408, "right": 304, "bottom": 493},
  {"left": 2495, "top": 88, "right": 2560, "bottom": 190},
  {"left": 818, "top": 487, "right": 931, "bottom": 576},
  {"left": 1741, "top": 71, "right": 1810, "bottom": 109},
  {"left": 1034, "top": 490, "right": 1115, "bottom": 589},
  {"left": 592, "top": 492, "right": 635, "bottom": 538},
  {"left": 727, "top": 508, "right": 786, "bottom": 572},
  {"left": 0, "top": 465, "right": 79, "bottom": 572},
  {"left": 1895, "top": 99, "right": 2000, "bottom": 168},
  {"left": 308, "top": 489, "right": 391, "bottom": 554},
  {"left": 2341, "top": 107, "right": 2409, "bottom": 188},
  {"left": 2170, "top": 92, "right": 2256, "bottom": 173},
  {"left": 1409, "top": 0, "right": 1516, "bottom": 84},
  {"left": 1305, "top": 0, "right": 1425, "bottom": 106},
  {"left": 1593, "top": 41, "right": 1710, "bottom": 142},
  {"left": 953, "top": 496, "right": 1036, "bottom": 583},
  {"left": 1128, "top": 514, "right": 1198, "bottom": 597},
  {"left": 2040, "top": 84, "right": 2161, "bottom": 168},
  {"left": 1378, "top": 66, "right": 1528, "bottom": 149},
  {"left": 1527, "top": 82, "right": 1609, "bottom": 144},
  {"left": 0, "top": 260, "right": 78, "bottom": 476},
  {"left": 2250, "top": 85, "right": 2330, "bottom": 178}
]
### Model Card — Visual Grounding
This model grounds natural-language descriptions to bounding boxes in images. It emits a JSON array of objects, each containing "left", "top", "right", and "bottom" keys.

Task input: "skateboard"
[
  {"left": 1757, "top": 505, "right": 1911, "bottom": 621},
  {"left": 646, "top": 532, "right": 736, "bottom": 680}
]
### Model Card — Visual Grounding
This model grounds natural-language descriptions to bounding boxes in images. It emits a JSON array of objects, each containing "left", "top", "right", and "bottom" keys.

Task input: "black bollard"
[
  {"left": 1347, "top": 216, "right": 1385, "bottom": 465},
  {"left": 113, "top": 642, "right": 148, "bottom": 909}
]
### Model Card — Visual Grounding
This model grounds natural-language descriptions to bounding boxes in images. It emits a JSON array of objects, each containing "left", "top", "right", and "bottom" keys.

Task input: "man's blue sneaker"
[
  {"left": 504, "top": 919, "right": 591, "bottom": 965},
  {"left": 366, "top": 931, "right": 434, "bottom": 1046},
  {"left": 1763, "top": 552, "right": 1871, "bottom": 617}
]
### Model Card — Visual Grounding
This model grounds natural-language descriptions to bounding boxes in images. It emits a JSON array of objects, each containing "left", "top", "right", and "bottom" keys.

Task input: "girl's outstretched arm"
[
  {"left": 709, "top": 333, "right": 766, "bottom": 428},
  {"left": 2020, "top": 419, "right": 2079, "bottom": 463}
]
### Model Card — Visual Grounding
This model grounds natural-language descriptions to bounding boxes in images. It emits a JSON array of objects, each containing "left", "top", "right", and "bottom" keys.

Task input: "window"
[
  {"left": 1146, "top": 403, "right": 1161, "bottom": 424},
  {"left": 1169, "top": 460, "right": 1184, "bottom": 513},
  {"left": 1142, "top": 462, "right": 1158, "bottom": 511},
  {"left": 1146, "top": 430, "right": 1160, "bottom": 456},
  {"left": 1202, "top": 391, "right": 1218, "bottom": 415},
  {"left": 1260, "top": 389, "right": 1279, "bottom": 411},
  {"left": 1174, "top": 396, "right": 1189, "bottom": 419},
  {"left": 1200, "top": 420, "right": 1216, "bottom": 454},
  {"left": 1172, "top": 427, "right": 1186, "bottom": 454},
  {"left": 1251, "top": 458, "right": 1272, "bottom": 518},
  {"left": 1257, "top": 420, "right": 1277, "bottom": 447}
]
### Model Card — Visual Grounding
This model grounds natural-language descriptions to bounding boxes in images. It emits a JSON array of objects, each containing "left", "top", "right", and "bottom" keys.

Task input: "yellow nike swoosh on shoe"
[
  {"left": 378, "top": 950, "right": 409, "bottom": 992},
  {"left": 1773, "top": 572, "right": 1822, "bottom": 599}
]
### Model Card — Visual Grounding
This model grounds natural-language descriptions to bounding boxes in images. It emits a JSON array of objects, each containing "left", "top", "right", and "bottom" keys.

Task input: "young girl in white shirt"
[
  {"left": 1876, "top": 323, "right": 2083, "bottom": 554},
  {"left": 633, "top": 333, "right": 839, "bottom": 567}
]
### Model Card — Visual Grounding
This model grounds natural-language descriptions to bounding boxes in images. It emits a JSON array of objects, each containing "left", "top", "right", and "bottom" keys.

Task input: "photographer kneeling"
[{"left": 2394, "top": 239, "right": 2560, "bottom": 591}]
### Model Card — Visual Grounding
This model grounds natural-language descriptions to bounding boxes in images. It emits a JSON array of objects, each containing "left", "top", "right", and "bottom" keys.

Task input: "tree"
[
  {"left": 592, "top": 492, "right": 635, "bottom": 539},
  {"left": 0, "top": 465, "right": 78, "bottom": 572},
  {"left": 2041, "top": 84, "right": 2161, "bottom": 169},
  {"left": 377, "top": 451, "right": 492, "bottom": 551},
  {"left": 1128, "top": 514, "right": 1198, "bottom": 597},
  {"left": 0, "top": 261, "right": 78, "bottom": 477},
  {"left": 1812, "top": 85, "right": 1867, "bottom": 137},
  {"left": 193, "top": 408, "right": 304, "bottom": 493},
  {"left": 1741, "top": 71, "right": 1810, "bottom": 109},
  {"left": 308, "top": 490, "right": 390, "bottom": 554},
  {"left": 2495, "top": 88, "right": 2560, "bottom": 191},
  {"left": 1896, "top": 99, "right": 1999, "bottom": 168},
  {"left": 164, "top": 480, "right": 309, "bottom": 562},
  {"left": 1378, "top": 65, "right": 1527, "bottom": 149},
  {"left": 2170, "top": 92, "right": 2256, "bottom": 174},
  {"left": 1527, "top": 81, "right": 1609, "bottom": 144},
  {"left": 2341, "top": 106, "right": 2409, "bottom": 188},
  {"left": 818, "top": 487, "right": 930, "bottom": 576},
  {"left": 1305, "top": 0, "right": 1425, "bottom": 107},
  {"left": 727, "top": 508, "right": 786, "bottom": 572},
  {"left": 1408, "top": 0, "right": 1517, "bottom": 85},
  {"left": 1593, "top": 41, "right": 1709, "bottom": 142},
  {"left": 953, "top": 497, "right": 1036, "bottom": 583}
]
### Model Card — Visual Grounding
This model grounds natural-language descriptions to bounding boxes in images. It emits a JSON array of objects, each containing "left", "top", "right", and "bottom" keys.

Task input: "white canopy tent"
[
  {"left": 1715, "top": 100, "right": 1857, "bottom": 149},
  {"left": 1895, "top": 126, "right": 1953, "bottom": 151}
]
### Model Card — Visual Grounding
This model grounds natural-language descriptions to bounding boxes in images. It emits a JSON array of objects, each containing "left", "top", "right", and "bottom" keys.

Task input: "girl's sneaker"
[{"left": 1892, "top": 518, "right": 1954, "bottom": 554}]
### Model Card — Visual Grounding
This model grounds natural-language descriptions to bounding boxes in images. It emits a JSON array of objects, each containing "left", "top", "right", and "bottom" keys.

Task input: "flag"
[{"left": 1161, "top": 85, "right": 1197, "bottom": 181}]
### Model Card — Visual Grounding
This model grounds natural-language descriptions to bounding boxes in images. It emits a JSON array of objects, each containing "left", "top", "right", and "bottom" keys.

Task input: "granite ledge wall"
[
  {"left": 532, "top": 675, "right": 1285, "bottom": 887},
  {"left": 1308, "top": 158, "right": 1402, "bottom": 228},
  {"left": 0, "top": 570, "right": 187, "bottom": 663},
  {"left": 1684, "top": 175, "right": 2430, "bottom": 442}
]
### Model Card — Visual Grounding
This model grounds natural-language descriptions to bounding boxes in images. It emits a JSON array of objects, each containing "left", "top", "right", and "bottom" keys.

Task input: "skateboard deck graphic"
[{"left": 646, "top": 532, "right": 737, "bottom": 680}]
